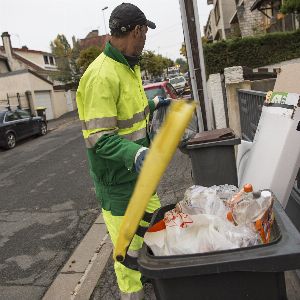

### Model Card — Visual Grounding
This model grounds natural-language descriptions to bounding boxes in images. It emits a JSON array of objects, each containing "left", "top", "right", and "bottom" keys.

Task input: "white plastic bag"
[
  {"left": 176, "top": 185, "right": 237, "bottom": 218},
  {"left": 144, "top": 185, "right": 260, "bottom": 256},
  {"left": 144, "top": 209, "right": 239, "bottom": 256}
]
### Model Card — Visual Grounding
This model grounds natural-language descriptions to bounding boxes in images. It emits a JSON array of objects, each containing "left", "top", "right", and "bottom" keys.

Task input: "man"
[{"left": 76, "top": 3, "right": 169, "bottom": 299}]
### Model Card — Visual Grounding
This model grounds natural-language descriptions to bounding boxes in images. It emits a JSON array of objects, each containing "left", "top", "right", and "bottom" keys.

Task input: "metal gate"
[{"left": 237, "top": 89, "right": 266, "bottom": 142}]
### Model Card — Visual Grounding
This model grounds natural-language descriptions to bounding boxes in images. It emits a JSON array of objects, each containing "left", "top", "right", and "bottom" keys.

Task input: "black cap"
[{"left": 109, "top": 3, "right": 156, "bottom": 34}]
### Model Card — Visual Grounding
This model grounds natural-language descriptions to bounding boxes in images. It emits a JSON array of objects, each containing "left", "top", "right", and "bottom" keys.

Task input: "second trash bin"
[
  {"left": 36, "top": 107, "right": 47, "bottom": 122},
  {"left": 186, "top": 128, "right": 240, "bottom": 187}
]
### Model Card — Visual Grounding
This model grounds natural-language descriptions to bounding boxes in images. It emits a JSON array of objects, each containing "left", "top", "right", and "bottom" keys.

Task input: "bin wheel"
[
  {"left": 4, "top": 132, "right": 16, "bottom": 149},
  {"left": 39, "top": 122, "right": 47, "bottom": 136}
]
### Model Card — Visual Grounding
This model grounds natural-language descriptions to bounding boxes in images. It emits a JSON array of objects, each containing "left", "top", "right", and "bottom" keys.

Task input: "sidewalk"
[{"left": 47, "top": 110, "right": 79, "bottom": 131}]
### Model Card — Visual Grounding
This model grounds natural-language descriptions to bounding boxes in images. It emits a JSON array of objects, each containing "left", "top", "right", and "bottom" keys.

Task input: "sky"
[{"left": 0, "top": 0, "right": 212, "bottom": 60}]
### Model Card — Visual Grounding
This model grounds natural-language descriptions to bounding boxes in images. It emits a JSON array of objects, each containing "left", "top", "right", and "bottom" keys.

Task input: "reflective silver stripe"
[
  {"left": 85, "top": 130, "right": 116, "bottom": 148},
  {"left": 120, "top": 127, "right": 147, "bottom": 141},
  {"left": 117, "top": 106, "right": 150, "bottom": 129},
  {"left": 81, "top": 116, "right": 117, "bottom": 130},
  {"left": 127, "top": 249, "right": 140, "bottom": 258},
  {"left": 120, "top": 289, "right": 144, "bottom": 300}
]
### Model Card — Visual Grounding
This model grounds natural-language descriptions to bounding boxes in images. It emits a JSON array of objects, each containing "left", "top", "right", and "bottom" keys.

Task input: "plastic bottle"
[
  {"left": 232, "top": 190, "right": 273, "bottom": 225},
  {"left": 227, "top": 184, "right": 253, "bottom": 208}
]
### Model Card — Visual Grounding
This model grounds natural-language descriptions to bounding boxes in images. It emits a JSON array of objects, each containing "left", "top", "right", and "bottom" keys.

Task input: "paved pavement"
[
  {"left": 0, "top": 110, "right": 99, "bottom": 299},
  {"left": 47, "top": 110, "right": 79, "bottom": 131}
]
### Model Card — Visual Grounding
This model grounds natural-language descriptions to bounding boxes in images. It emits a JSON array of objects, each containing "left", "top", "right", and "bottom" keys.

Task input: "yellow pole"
[{"left": 114, "top": 100, "right": 196, "bottom": 262}]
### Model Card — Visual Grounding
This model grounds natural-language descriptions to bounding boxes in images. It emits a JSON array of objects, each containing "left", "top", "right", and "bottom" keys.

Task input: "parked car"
[
  {"left": 169, "top": 75, "right": 187, "bottom": 93},
  {"left": 144, "top": 81, "right": 178, "bottom": 100},
  {"left": 0, "top": 108, "right": 47, "bottom": 150}
]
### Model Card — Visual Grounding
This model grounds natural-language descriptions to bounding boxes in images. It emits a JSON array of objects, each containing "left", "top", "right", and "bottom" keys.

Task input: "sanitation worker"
[{"left": 76, "top": 3, "right": 170, "bottom": 299}]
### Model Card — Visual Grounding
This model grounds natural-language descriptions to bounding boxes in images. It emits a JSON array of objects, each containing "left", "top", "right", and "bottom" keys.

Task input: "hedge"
[{"left": 203, "top": 30, "right": 300, "bottom": 75}]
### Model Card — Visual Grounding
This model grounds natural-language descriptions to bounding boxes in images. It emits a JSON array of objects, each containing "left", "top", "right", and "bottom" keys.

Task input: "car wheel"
[
  {"left": 5, "top": 132, "right": 16, "bottom": 149},
  {"left": 39, "top": 122, "right": 47, "bottom": 136}
]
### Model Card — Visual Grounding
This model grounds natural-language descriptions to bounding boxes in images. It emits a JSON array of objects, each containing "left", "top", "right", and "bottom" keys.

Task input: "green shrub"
[{"left": 203, "top": 30, "right": 300, "bottom": 75}]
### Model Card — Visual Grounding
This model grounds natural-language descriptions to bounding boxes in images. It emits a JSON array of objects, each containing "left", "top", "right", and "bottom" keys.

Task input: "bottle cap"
[{"left": 243, "top": 183, "right": 253, "bottom": 193}]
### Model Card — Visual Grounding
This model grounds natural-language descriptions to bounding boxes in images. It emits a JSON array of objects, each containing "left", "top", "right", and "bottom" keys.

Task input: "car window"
[
  {"left": 144, "top": 87, "right": 166, "bottom": 100},
  {"left": 178, "top": 77, "right": 185, "bottom": 83},
  {"left": 166, "top": 83, "right": 178, "bottom": 97},
  {"left": 17, "top": 110, "right": 30, "bottom": 119},
  {"left": 5, "top": 111, "right": 20, "bottom": 122},
  {"left": 170, "top": 78, "right": 179, "bottom": 85}
]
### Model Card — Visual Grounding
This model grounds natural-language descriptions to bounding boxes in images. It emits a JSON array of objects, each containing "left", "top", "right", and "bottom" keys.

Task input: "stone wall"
[{"left": 237, "top": 0, "right": 265, "bottom": 37}]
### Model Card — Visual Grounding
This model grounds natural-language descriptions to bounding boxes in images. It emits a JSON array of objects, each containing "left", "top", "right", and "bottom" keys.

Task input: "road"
[{"left": 0, "top": 120, "right": 99, "bottom": 299}]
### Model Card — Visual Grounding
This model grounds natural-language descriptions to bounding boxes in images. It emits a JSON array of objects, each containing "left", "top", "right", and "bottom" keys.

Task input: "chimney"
[
  {"left": 1, "top": 32, "right": 13, "bottom": 59},
  {"left": 21, "top": 45, "right": 28, "bottom": 50},
  {"left": 1, "top": 32, "right": 15, "bottom": 70}
]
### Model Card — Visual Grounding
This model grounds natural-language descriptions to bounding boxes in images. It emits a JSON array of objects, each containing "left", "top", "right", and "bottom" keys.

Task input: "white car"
[{"left": 169, "top": 76, "right": 186, "bottom": 92}]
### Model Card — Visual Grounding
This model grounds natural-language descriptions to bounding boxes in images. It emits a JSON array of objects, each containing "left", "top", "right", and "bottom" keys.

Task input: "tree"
[
  {"left": 175, "top": 58, "right": 188, "bottom": 73},
  {"left": 140, "top": 51, "right": 174, "bottom": 77},
  {"left": 281, "top": 0, "right": 300, "bottom": 14},
  {"left": 70, "top": 36, "right": 82, "bottom": 86},
  {"left": 77, "top": 46, "right": 101, "bottom": 73},
  {"left": 180, "top": 42, "right": 187, "bottom": 58},
  {"left": 50, "top": 34, "right": 73, "bottom": 83}
]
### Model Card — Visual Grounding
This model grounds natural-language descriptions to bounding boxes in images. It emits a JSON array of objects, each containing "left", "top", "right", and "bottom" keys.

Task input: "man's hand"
[
  {"left": 153, "top": 96, "right": 171, "bottom": 109},
  {"left": 134, "top": 147, "right": 148, "bottom": 173}
]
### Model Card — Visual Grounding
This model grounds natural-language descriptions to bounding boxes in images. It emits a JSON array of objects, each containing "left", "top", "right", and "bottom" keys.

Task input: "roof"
[
  {"left": 0, "top": 46, "right": 50, "bottom": 72},
  {"left": 79, "top": 34, "right": 110, "bottom": 50},
  {"left": 250, "top": 0, "right": 266, "bottom": 11},
  {"left": 0, "top": 54, "right": 7, "bottom": 60},
  {"left": 0, "top": 69, "right": 53, "bottom": 85},
  {"left": 0, "top": 46, "right": 52, "bottom": 56},
  {"left": 143, "top": 81, "right": 168, "bottom": 89},
  {"left": 12, "top": 52, "right": 45, "bottom": 72},
  {"left": 0, "top": 54, "right": 11, "bottom": 71}
]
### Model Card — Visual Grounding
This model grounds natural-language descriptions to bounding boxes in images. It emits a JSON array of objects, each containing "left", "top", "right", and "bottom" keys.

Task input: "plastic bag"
[
  {"left": 144, "top": 184, "right": 260, "bottom": 256},
  {"left": 144, "top": 208, "right": 259, "bottom": 256},
  {"left": 176, "top": 185, "right": 238, "bottom": 217},
  {"left": 150, "top": 105, "right": 198, "bottom": 146}
]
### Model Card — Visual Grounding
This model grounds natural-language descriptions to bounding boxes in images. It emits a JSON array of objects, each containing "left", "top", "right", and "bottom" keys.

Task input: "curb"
[{"left": 42, "top": 214, "right": 112, "bottom": 300}]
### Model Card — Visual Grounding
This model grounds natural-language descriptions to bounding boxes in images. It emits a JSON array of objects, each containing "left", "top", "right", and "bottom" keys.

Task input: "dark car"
[{"left": 0, "top": 109, "right": 47, "bottom": 149}]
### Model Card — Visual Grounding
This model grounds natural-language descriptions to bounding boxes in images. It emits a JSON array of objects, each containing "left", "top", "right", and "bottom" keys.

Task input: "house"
[
  {"left": 0, "top": 32, "right": 58, "bottom": 80},
  {"left": 0, "top": 32, "right": 77, "bottom": 120},
  {"left": 205, "top": 0, "right": 298, "bottom": 41},
  {"left": 204, "top": 0, "right": 237, "bottom": 42},
  {"left": 250, "top": 0, "right": 299, "bottom": 33},
  {"left": 229, "top": 0, "right": 265, "bottom": 37},
  {"left": 79, "top": 30, "right": 110, "bottom": 51}
]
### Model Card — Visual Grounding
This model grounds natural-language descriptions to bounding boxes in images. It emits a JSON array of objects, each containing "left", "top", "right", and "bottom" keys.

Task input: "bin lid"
[
  {"left": 187, "top": 128, "right": 236, "bottom": 146},
  {"left": 36, "top": 106, "right": 47, "bottom": 110}
]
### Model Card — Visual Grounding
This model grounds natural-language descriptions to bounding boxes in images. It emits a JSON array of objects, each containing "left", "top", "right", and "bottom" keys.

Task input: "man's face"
[{"left": 133, "top": 25, "right": 148, "bottom": 56}]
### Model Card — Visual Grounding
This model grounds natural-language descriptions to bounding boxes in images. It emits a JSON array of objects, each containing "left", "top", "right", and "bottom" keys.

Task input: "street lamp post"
[{"left": 102, "top": 6, "right": 108, "bottom": 35}]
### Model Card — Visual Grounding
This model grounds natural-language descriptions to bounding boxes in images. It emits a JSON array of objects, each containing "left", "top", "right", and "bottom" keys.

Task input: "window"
[
  {"left": 5, "top": 111, "right": 20, "bottom": 122},
  {"left": 215, "top": 0, "right": 220, "bottom": 25},
  {"left": 144, "top": 87, "right": 166, "bottom": 100},
  {"left": 166, "top": 83, "right": 178, "bottom": 97},
  {"left": 49, "top": 56, "right": 54, "bottom": 65},
  {"left": 16, "top": 109, "right": 30, "bottom": 119},
  {"left": 43, "top": 55, "right": 49, "bottom": 65}
]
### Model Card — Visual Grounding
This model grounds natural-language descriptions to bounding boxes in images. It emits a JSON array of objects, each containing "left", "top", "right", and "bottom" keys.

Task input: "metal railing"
[{"left": 237, "top": 89, "right": 266, "bottom": 142}]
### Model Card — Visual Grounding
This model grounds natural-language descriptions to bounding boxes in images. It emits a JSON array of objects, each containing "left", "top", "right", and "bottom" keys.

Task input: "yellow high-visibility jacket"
[{"left": 76, "top": 42, "right": 156, "bottom": 216}]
